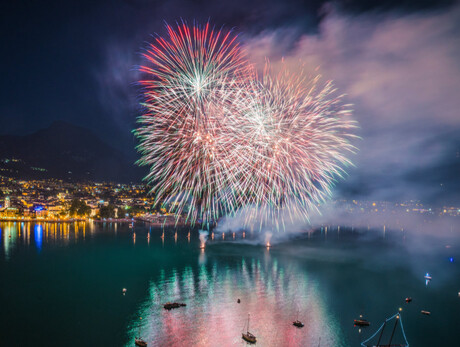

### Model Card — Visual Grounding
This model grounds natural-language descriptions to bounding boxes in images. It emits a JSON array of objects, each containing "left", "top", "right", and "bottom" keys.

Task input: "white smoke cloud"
[{"left": 243, "top": 4, "right": 460, "bottom": 204}]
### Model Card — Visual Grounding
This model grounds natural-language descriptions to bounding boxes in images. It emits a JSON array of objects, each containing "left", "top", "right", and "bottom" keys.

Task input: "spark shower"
[{"left": 135, "top": 22, "right": 357, "bottom": 229}]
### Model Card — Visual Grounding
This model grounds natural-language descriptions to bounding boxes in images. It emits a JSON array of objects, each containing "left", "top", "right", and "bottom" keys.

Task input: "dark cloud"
[{"left": 0, "top": 0, "right": 459, "bottom": 203}]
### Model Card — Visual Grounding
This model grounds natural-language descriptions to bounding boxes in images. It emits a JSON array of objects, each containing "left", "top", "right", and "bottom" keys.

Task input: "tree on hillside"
[
  {"left": 125, "top": 205, "right": 146, "bottom": 218},
  {"left": 68, "top": 199, "right": 91, "bottom": 217},
  {"left": 99, "top": 204, "right": 116, "bottom": 219}
]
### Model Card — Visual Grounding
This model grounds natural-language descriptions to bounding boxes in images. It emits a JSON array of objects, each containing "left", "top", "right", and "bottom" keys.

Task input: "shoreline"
[
  {"left": 0, "top": 218, "right": 86, "bottom": 223},
  {"left": 0, "top": 217, "right": 191, "bottom": 226}
]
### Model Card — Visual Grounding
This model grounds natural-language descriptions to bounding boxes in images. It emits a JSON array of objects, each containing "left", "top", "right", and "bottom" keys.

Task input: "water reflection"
[
  {"left": 2, "top": 222, "right": 18, "bottom": 260},
  {"left": 1, "top": 222, "right": 459, "bottom": 346},
  {"left": 127, "top": 249, "right": 344, "bottom": 346},
  {"left": 34, "top": 224, "right": 43, "bottom": 250},
  {"left": 0, "top": 221, "right": 90, "bottom": 260}
]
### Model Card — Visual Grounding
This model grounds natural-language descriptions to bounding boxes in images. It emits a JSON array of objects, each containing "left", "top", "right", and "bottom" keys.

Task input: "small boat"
[
  {"left": 242, "top": 314, "right": 256, "bottom": 344},
  {"left": 135, "top": 317, "right": 147, "bottom": 347},
  {"left": 405, "top": 297, "right": 412, "bottom": 303},
  {"left": 293, "top": 310, "right": 304, "bottom": 328},
  {"left": 123, "top": 288, "right": 127, "bottom": 295},
  {"left": 237, "top": 298, "right": 241, "bottom": 303},
  {"left": 135, "top": 338, "right": 147, "bottom": 347},
  {"left": 354, "top": 319, "right": 370, "bottom": 327},
  {"left": 293, "top": 320, "right": 304, "bottom": 328},
  {"left": 421, "top": 310, "right": 431, "bottom": 315},
  {"left": 163, "top": 302, "right": 186, "bottom": 310}
]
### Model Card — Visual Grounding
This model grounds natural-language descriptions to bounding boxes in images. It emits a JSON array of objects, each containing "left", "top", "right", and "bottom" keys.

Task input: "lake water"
[{"left": 0, "top": 221, "right": 459, "bottom": 346}]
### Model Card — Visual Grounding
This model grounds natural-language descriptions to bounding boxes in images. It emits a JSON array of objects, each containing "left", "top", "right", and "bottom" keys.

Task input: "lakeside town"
[
  {"left": 0, "top": 176, "right": 181, "bottom": 224},
  {"left": 0, "top": 176, "right": 459, "bottom": 223}
]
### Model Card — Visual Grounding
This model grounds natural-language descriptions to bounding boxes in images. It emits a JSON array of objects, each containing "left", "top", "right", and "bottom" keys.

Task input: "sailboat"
[
  {"left": 135, "top": 317, "right": 147, "bottom": 347},
  {"left": 242, "top": 314, "right": 257, "bottom": 344},
  {"left": 293, "top": 310, "right": 304, "bottom": 328},
  {"left": 360, "top": 312, "right": 409, "bottom": 347}
]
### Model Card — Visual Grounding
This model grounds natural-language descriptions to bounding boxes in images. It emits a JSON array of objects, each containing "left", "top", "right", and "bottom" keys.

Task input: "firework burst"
[
  {"left": 231, "top": 65, "right": 358, "bottom": 229},
  {"left": 135, "top": 22, "right": 357, "bottom": 228},
  {"left": 135, "top": 22, "right": 251, "bottom": 224}
]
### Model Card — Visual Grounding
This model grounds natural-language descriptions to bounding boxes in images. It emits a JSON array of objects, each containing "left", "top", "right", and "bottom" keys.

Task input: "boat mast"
[
  {"left": 387, "top": 314, "right": 400, "bottom": 346},
  {"left": 138, "top": 317, "right": 142, "bottom": 338},
  {"left": 376, "top": 319, "right": 387, "bottom": 346},
  {"left": 247, "top": 314, "right": 250, "bottom": 333},
  {"left": 361, "top": 312, "right": 409, "bottom": 347}
]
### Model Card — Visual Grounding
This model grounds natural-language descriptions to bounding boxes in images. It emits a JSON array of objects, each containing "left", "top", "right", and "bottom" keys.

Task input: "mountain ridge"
[{"left": 0, "top": 121, "right": 145, "bottom": 182}]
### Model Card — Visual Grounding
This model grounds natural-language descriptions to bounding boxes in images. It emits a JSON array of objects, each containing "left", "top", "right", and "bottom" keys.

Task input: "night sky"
[{"left": 1, "top": 0, "right": 459, "bottom": 205}]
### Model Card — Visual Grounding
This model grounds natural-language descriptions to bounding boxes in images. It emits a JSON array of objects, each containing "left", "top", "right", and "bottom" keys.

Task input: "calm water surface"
[{"left": 0, "top": 221, "right": 459, "bottom": 346}]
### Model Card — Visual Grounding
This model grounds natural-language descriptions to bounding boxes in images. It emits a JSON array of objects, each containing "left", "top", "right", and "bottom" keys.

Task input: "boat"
[
  {"left": 405, "top": 297, "right": 412, "bottom": 303},
  {"left": 237, "top": 298, "right": 241, "bottom": 303},
  {"left": 293, "top": 310, "right": 304, "bottom": 327},
  {"left": 242, "top": 314, "right": 257, "bottom": 344},
  {"left": 163, "top": 302, "right": 186, "bottom": 310},
  {"left": 354, "top": 319, "right": 370, "bottom": 327},
  {"left": 421, "top": 310, "right": 431, "bottom": 315},
  {"left": 135, "top": 338, "right": 147, "bottom": 347},
  {"left": 135, "top": 317, "right": 147, "bottom": 347},
  {"left": 293, "top": 320, "right": 304, "bottom": 328}
]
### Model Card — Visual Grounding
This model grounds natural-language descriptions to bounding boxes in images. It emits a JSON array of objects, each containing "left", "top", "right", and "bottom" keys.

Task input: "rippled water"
[{"left": 0, "top": 221, "right": 459, "bottom": 346}]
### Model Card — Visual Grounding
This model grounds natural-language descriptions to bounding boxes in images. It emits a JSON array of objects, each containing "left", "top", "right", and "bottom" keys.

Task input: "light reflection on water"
[
  {"left": 34, "top": 224, "right": 43, "bottom": 250},
  {"left": 127, "top": 247, "right": 344, "bottom": 347},
  {"left": 0, "top": 221, "right": 95, "bottom": 259},
  {"left": 1, "top": 221, "right": 460, "bottom": 347}
]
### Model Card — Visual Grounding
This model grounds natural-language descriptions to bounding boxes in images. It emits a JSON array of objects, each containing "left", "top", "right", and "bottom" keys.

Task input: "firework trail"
[{"left": 135, "top": 22, "right": 357, "bottom": 228}]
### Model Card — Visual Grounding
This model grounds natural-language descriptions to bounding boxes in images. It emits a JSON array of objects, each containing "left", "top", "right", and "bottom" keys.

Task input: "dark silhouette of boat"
[
  {"left": 135, "top": 317, "right": 147, "bottom": 347},
  {"left": 354, "top": 319, "right": 370, "bottom": 327},
  {"left": 293, "top": 310, "right": 304, "bottom": 327},
  {"left": 293, "top": 320, "right": 304, "bottom": 328},
  {"left": 242, "top": 314, "right": 256, "bottom": 344},
  {"left": 163, "top": 302, "right": 186, "bottom": 310},
  {"left": 135, "top": 338, "right": 147, "bottom": 347},
  {"left": 405, "top": 297, "right": 412, "bottom": 303}
]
